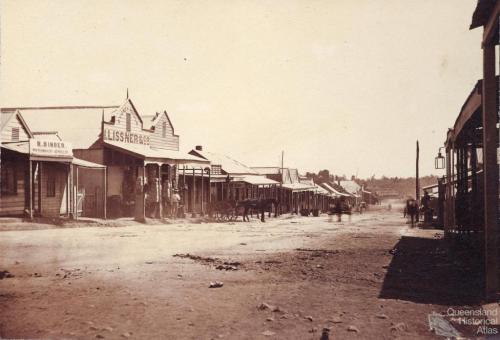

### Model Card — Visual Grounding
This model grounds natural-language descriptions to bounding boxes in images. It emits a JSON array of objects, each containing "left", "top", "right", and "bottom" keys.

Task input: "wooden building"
[
  {"left": 8, "top": 98, "right": 208, "bottom": 220},
  {"left": 188, "top": 147, "right": 280, "bottom": 214},
  {"left": 0, "top": 110, "right": 105, "bottom": 219},
  {"left": 442, "top": 77, "right": 498, "bottom": 300},
  {"left": 81, "top": 100, "right": 208, "bottom": 219},
  {"left": 440, "top": 0, "right": 499, "bottom": 300},
  {"left": 252, "top": 167, "right": 331, "bottom": 214}
]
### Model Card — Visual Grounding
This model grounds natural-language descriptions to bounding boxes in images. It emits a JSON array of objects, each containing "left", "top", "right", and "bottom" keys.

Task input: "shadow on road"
[{"left": 379, "top": 235, "right": 484, "bottom": 305}]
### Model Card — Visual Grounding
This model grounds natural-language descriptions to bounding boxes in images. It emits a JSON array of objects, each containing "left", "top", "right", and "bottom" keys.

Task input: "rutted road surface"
[{"left": 0, "top": 209, "right": 472, "bottom": 339}]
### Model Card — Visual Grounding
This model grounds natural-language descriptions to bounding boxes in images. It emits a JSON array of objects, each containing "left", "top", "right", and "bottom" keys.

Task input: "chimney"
[{"left": 195, "top": 145, "right": 203, "bottom": 151}]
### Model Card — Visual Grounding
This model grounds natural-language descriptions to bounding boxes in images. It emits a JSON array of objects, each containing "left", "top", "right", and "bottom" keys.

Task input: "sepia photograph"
[{"left": 0, "top": 0, "right": 499, "bottom": 339}]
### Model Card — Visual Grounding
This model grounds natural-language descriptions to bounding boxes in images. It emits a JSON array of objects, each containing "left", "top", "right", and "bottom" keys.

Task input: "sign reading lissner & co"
[
  {"left": 103, "top": 127, "right": 150, "bottom": 145},
  {"left": 29, "top": 139, "right": 73, "bottom": 159}
]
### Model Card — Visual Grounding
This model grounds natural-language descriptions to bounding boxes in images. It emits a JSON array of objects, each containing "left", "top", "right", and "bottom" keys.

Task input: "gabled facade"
[
  {"left": 148, "top": 111, "right": 180, "bottom": 151},
  {"left": 0, "top": 111, "right": 80, "bottom": 219},
  {"left": 1, "top": 110, "right": 33, "bottom": 143},
  {"left": 101, "top": 99, "right": 151, "bottom": 147}
]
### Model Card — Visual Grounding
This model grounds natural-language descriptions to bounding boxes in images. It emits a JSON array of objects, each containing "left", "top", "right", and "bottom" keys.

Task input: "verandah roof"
[
  {"left": 235, "top": 175, "right": 279, "bottom": 186},
  {"left": 104, "top": 140, "right": 209, "bottom": 164},
  {"left": 1, "top": 141, "right": 104, "bottom": 168}
]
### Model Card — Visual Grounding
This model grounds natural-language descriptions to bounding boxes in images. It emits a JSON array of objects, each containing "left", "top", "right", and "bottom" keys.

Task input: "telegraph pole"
[
  {"left": 280, "top": 151, "right": 284, "bottom": 215},
  {"left": 416, "top": 140, "right": 420, "bottom": 221}
]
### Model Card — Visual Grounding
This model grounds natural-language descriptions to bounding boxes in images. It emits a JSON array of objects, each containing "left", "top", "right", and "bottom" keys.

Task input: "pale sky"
[{"left": 0, "top": 0, "right": 483, "bottom": 178}]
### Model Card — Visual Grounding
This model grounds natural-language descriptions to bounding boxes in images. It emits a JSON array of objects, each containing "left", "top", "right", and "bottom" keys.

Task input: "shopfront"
[
  {"left": 1, "top": 110, "right": 107, "bottom": 219},
  {"left": 0, "top": 138, "right": 104, "bottom": 219},
  {"left": 74, "top": 98, "right": 209, "bottom": 220}
]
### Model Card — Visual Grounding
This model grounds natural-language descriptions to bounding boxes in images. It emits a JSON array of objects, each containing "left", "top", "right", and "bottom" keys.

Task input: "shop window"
[
  {"left": 126, "top": 112, "right": 131, "bottom": 132},
  {"left": 11, "top": 127, "right": 19, "bottom": 141},
  {"left": 1, "top": 163, "right": 17, "bottom": 195},
  {"left": 162, "top": 121, "right": 166, "bottom": 138},
  {"left": 46, "top": 172, "right": 56, "bottom": 197}
]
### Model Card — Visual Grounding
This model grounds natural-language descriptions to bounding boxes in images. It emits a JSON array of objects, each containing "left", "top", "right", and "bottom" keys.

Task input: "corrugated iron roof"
[
  {"left": 314, "top": 185, "right": 331, "bottom": 196},
  {"left": 282, "top": 182, "right": 316, "bottom": 192},
  {"left": 235, "top": 175, "right": 279, "bottom": 186},
  {"left": 105, "top": 140, "right": 209, "bottom": 163},
  {"left": 1, "top": 141, "right": 29, "bottom": 154},
  {"left": 189, "top": 149, "right": 258, "bottom": 175},
  {"left": 339, "top": 180, "right": 361, "bottom": 194},
  {"left": 320, "top": 183, "right": 351, "bottom": 197},
  {"left": 19, "top": 106, "right": 118, "bottom": 149},
  {"left": 73, "top": 157, "right": 106, "bottom": 168}
]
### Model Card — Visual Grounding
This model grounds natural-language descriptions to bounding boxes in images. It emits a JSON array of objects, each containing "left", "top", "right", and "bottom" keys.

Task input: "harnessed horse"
[
  {"left": 405, "top": 199, "right": 419, "bottom": 227},
  {"left": 236, "top": 198, "right": 279, "bottom": 222}
]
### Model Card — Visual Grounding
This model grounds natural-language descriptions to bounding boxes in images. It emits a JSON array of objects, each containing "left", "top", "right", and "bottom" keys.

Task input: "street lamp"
[{"left": 435, "top": 147, "right": 445, "bottom": 169}]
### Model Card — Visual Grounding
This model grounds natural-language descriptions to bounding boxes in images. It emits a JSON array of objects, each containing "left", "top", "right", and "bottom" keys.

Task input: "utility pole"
[
  {"left": 280, "top": 150, "right": 284, "bottom": 215},
  {"left": 416, "top": 140, "right": 420, "bottom": 221}
]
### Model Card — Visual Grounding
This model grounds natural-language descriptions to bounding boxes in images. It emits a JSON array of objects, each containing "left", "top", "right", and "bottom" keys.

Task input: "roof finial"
[{"left": 126, "top": 88, "right": 129, "bottom": 99}]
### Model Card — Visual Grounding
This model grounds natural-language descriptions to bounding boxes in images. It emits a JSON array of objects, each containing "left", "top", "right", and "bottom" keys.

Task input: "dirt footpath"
[{"left": 0, "top": 209, "right": 491, "bottom": 339}]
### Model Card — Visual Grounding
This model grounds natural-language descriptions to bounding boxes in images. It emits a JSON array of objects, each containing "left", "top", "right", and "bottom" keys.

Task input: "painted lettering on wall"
[
  {"left": 29, "top": 139, "right": 73, "bottom": 158},
  {"left": 103, "top": 127, "right": 150, "bottom": 145}
]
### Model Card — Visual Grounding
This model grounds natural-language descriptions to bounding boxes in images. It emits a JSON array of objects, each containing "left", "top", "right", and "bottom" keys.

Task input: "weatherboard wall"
[
  {"left": 1, "top": 114, "right": 30, "bottom": 142},
  {"left": 0, "top": 159, "right": 27, "bottom": 216},
  {"left": 149, "top": 113, "right": 179, "bottom": 151}
]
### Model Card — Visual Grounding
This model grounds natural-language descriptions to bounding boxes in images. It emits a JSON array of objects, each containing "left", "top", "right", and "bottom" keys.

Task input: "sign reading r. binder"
[{"left": 29, "top": 139, "right": 73, "bottom": 160}]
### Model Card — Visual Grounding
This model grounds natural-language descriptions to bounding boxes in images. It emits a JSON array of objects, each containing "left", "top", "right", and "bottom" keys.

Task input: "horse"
[
  {"left": 405, "top": 199, "right": 419, "bottom": 227},
  {"left": 237, "top": 198, "right": 279, "bottom": 222}
]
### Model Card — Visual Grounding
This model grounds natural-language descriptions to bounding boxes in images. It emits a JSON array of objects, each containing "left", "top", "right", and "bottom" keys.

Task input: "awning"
[
  {"left": 235, "top": 175, "right": 279, "bottom": 186},
  {"left": 282, "top": 182, "right": 316, "bottom": 192},
  {"left": 1, "top": 141, "right": 29, "bottom": 154},
  {"left": 72, "top": 157, "right": 106, "bottom": 169},
  {"left": 314, "top": 185, "right": 331, "bottom": 196},
  {"left": 104, "top": 140, "right": 209, "bottom": 164},
  {"left": 1, "top": 141, "right": 73, "bottom": 163},
  {"left": 321, "top": 183, "right": 351, "bottom": 197},
  {"left": 422, "top": 183, "right": 439, "bottom": 190},
  {"left": 453, "top": 80, "right": 482, "bottom": 142}
]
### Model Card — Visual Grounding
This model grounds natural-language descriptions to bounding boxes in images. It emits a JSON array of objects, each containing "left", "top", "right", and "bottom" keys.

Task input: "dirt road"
[{"left": 0, "top": 208, "right": 488, "bottom": 339}]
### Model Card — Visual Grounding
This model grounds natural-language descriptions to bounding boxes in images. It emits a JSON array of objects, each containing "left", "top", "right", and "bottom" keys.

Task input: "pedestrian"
[
  {"left": 171, "top": 189, "right": 181, "bottom": 219},
  {"left": 406, "top": 198, "right": 418, "bottom": 227},
  {"left": 162, "top": 180, "right": 172, "bottom": 218},
  {"left": 335, "top": 198, "right": 342, "bottom": 222},
  {"left": 143, "top": 181, "right": 151, "bottom": 217},
  {"left": 421, "top": 190, "right": 431, "bottom": 223},
  {"left": 148, "top": 178, "right": 161, "bottom": 218}
]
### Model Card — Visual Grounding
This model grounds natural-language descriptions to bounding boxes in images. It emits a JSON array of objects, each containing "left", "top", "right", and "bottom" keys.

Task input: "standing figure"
[
  {"left": 406, "top": 198, "right": 418, "bottom": 227},
  {"left": 421, "top": 190, "right": 431, "bottom": 223},
  {"left": 335, "top": 198, "right": 343, "bottom": 222},
  {"left": 162, "top": 180, "right": 172, "bottom": 218},
  {"left": 171, "top": 189, "right": 181, "bottom": 219}
]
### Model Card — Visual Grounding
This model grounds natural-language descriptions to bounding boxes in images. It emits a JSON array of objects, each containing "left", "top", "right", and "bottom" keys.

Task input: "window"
[
  {"left": 11, "top": 127, "right": 19, "bottom": 141},
  {"left": 126, "top": 112, "right": 131, "bottom": 132},
  {"left": 1, "top": 163, "right": 17, "bottom": 195},
  {"left": 162, "top": 121, "right": 166, "bottom": 138},
  {"left": 46, "top": 172, "right": 56, "bottom": 197}
]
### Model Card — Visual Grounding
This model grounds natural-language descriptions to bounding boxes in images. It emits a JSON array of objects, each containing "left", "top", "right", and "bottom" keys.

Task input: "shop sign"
[
  {"left": 103, "top": 127, "right": 150, "bottom": 145},
  {"left": 29, "top": 139, "right": 73, "bottom": 158}
]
